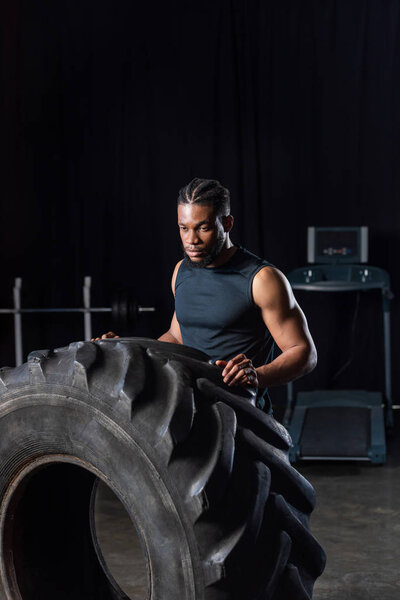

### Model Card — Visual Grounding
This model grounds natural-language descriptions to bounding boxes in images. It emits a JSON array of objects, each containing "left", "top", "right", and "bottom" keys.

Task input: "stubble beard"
[{"left": 183, "top": 231, "right": 225, "bottom": 269}]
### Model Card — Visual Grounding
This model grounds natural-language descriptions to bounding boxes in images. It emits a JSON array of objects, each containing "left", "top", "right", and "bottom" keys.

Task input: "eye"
[
  {"left": 179, "top": 226, "right": 188, "bottom": 231},
  {"left": 200, "top": 226, "right": 210, "bottom": 232}
]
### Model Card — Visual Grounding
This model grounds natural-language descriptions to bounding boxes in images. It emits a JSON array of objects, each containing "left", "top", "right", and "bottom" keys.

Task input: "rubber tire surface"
[{"left": 0, "top": 338, "right": 325, "bottom": 600}]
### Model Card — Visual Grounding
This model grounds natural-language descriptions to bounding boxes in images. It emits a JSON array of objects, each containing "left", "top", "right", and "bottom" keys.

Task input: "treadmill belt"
[{"left": 301, "top": 406, "right": 370, "bottom": 457}]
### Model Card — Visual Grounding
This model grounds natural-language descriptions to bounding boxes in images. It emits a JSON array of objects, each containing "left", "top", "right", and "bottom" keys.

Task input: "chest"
[{"left": 175, "top": 271, "right": 256, "bottom": 330}]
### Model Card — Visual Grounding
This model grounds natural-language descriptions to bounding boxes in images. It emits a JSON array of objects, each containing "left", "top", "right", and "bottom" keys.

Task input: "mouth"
[{"left": 185, "top": 249, "right": 205, "bottom": 257}]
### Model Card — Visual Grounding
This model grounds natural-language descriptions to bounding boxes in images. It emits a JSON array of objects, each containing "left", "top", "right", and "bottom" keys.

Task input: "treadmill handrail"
[
  {"left": 287, "top": 264, "right": 391, "bottom": 289},
  {"left": 291, "top": 281, "right": 387, "bottom": 292}
]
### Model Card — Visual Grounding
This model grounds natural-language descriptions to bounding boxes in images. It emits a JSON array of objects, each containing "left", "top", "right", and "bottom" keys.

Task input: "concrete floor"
[
  {"left": 94, "top": 410, "right": 400, "bottom": 600},
  {"left": 297, "top": 411, "right": 400, "bottom": 600},
  {"left": 94, "top": 484, "right": 149, "bottom": 599}
]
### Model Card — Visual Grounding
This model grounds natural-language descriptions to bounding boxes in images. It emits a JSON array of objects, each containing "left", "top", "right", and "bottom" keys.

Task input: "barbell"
[
  {"left": 0, "top": 293, "right": 154, "bottom": 326},
  {"left": 1, "top": 277, "right": 155, "bottom": 366}
]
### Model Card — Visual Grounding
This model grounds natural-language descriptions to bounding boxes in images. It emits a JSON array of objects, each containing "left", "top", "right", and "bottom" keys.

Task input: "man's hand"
[
  {"left": 91, "top": 331, "right": 120, "bottom": 341},
  {"left": 216, "top": 354, "right": 259, "bottom": 388}
]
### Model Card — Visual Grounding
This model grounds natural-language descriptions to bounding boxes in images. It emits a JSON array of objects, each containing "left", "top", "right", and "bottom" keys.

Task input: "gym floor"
[
  {"left": 94, "top": 409, "right": 400, "bottom": 600},
  {"left": 297, "top": 409, "right": 400, "bottom": 600}
]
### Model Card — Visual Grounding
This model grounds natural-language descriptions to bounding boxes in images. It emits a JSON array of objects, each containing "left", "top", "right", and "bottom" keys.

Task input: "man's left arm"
[{"left": 217, "top": 267, "right": 317, "bottom": 388}]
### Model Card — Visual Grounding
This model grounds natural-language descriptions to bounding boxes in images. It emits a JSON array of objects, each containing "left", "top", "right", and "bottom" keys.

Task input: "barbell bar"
[
  {"left": 0, "top": 307, "right": 155, "bottom": 314},
  {"left": 3, "top": 277, "right": 155, "bottom": 366}
]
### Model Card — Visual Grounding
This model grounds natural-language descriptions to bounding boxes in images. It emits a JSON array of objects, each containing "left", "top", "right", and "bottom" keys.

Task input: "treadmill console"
[{"left": 307, "top": 226, "right": 368, "bottom": 264}]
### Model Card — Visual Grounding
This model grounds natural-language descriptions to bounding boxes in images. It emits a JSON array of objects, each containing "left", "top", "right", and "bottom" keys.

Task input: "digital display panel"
[
  {"left": 316, "top": 230, "right": 358, "bottom": 259},
  {"left": 307, "top": 227, "right": 368, "bottom": 264}
]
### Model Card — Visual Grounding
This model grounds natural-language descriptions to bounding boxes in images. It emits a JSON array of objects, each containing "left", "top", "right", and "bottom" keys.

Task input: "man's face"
[{"left": 178, "top": 203, "right": 227, "bottom": 268}]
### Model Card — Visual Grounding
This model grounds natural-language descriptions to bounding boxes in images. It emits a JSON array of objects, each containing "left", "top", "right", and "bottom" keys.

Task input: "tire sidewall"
[{"left": 0, "top": 388, "right": 204, "bottom": 600}]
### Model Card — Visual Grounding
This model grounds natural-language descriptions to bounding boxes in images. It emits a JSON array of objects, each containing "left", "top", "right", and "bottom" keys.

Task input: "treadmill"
[{"left": 285, "top": 227, "right": 393, "bottom": 465}]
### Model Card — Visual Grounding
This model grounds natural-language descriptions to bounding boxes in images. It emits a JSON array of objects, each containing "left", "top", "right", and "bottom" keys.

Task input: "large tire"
[{"left": 0, "top": 338, "right": 325, "bottom": 600}]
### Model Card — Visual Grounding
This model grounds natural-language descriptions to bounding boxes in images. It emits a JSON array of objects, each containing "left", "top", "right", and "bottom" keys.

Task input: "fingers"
[
  {"left": 221, "top": 355, "right": 249, "bottom": 383},
  {"left": 218, "top": 354, "right": 258, "bottom": 388},
  {"left": 231, "top": 366, "right": 257, "bottom": 386},
  {"left": 215, "top": 360, "right": 228, "bottom": 367},
  {"left": 228, "top": 364, "right": 255, "bottom": 386},
  {"left": 91, "top": 331, "right": 119, "bottom": 341}
]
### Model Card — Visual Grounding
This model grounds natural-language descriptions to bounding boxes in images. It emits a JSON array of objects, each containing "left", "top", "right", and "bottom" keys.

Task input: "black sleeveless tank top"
[{"left": 175, "top": 246, "right": 275, "bottom": 411}]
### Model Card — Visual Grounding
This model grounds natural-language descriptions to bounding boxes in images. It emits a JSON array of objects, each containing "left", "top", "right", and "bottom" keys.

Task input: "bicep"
[
  {"left": 254, "top": 268, "right": 315, "bottom": 353},
  {"left": 170, "top": 261, "right": 184, "bottom": 343},
  {"left": 169, "top": 311, "right": 183, "bottom": 344},
  {"left": 262, "top": 299, "right": 314, "bottom": 354}
]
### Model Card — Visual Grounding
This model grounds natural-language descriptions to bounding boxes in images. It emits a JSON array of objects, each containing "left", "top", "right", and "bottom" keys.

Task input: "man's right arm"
[
  {"left": 157, "top": 261, "right": 183, "bottom": 344},
  {"left": 158, "top": 311, "right": 183, "bottom": 344}
]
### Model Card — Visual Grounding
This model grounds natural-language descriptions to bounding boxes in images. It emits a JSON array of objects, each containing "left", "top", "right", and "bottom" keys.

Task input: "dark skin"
[{"left": 158, "top": 203, "right": 317, "bottom": 389}]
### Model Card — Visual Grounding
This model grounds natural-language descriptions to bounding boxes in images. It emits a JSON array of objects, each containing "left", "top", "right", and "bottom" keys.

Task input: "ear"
[{"left": 223, "top": 215, "right": 234, "bottom": 232}]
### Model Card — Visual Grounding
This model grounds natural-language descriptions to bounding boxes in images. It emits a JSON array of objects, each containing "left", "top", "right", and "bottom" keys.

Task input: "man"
[
  {"left": 157, "top": 178, "right": 317, "bottom": 412},
  {"left": 99, "top": 178, "right": 316, "bottom": 411}
]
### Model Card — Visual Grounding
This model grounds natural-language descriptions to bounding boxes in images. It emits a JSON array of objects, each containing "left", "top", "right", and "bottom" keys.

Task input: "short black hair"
[{"left": 177, "top": 178, "right": 230, "bottom": 217}]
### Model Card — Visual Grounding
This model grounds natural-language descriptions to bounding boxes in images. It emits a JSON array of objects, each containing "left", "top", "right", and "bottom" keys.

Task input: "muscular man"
[
  {"left": 158, "top": 178, "right": 317, "bottom": 412},
  {"left": 97, "top": 178, "right": 316, "bottom": 411}
]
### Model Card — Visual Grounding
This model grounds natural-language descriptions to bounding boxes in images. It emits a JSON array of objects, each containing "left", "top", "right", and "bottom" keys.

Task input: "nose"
[{"left": 187, "top": 230, "right": 200, "bottom": 245}]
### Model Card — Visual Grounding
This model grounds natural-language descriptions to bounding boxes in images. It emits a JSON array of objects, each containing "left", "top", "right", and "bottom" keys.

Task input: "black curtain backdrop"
[{"left": 1, "top": 0, "right": 400, "bottom": 406}]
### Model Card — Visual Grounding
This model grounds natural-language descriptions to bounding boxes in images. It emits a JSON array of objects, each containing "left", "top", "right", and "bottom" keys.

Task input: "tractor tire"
[{"left": 0, "top": 338, "right": 325, "bottom": 600}]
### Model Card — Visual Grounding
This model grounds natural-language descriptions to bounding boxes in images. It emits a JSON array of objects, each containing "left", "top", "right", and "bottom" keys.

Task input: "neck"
[{"left": 208, "top": 236, "right": 236, "bottom": 268}]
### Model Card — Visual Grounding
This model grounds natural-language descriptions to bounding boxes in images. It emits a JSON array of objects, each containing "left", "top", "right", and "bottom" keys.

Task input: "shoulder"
[
  {"left": 171, "top": 260, "right": 184, "bottom": 296},
  {"left": 252, "top": 266, "right": 294, "bottom": 309},
  {"left": 231, "top": 247, "right": 274, "bottom": 277},
  {"left": 254, "top": 265, "right": 287, "bottom": 285},
  {"left": 236, "top": 246, "right": 272, "bottom": 266}
]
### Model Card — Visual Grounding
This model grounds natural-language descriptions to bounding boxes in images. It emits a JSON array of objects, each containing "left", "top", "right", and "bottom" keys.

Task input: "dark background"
[{"left": 1, "top": 0, "right": 399, "bottom": 407}]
